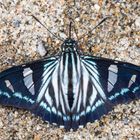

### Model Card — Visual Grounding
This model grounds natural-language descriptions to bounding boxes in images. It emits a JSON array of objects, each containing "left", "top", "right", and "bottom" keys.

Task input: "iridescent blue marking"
[
  {"left": 28, "top": 99, "right": 34, "bottom": 104},
  {"left": 92, "top": 106, "right": 96, "bottom": 112},
  {"left": 72, "top": 115, "right": 76, "bottom": 121},
  {"left": 91, "top": 100, "right": 104, "bottom": 112},
  {"left": 47, "top": 106, "right": 51, "bottom": 112},
  {"left": 132, "top": 86, "right": 140, "bottom": 93},
  {"left": 109, "top": 88, "right": 130, "bottom": 100},
  {"left": 76, "top": 115, "right": 80, "bottom": 121},
  {"left": 52, "top": 107, "right": 56, "bottom": 114},
  {"left": 86, "top": 106, "right": 91, "bottom": 113},
  {"left": 22, "top": 96, "right": 34, "bottom": 104},
  {"left": 58, "top": 111, "right": 62, "bottom": 117},
  {"left": 40, "top": 101, "right": 52, "bottom": 113},
  {"left": 0, "top": 91, "right": 11, "bottom": 98},
  {"left": 23, "top": 96, "right": 29, "bottom": 101},
  {"left": 95, "top": 100, "right": 103, "bottom": 107},
  {"left": 121, "top": 88, "right": 129, "bottom": 95},
  {"left": 40, "top": 101, "right": 47, "bottom": 109},
  {"left": 13, "top": 93, "right": 35, "bottom": 104},
  {"left": 67, "top": 116, "right": 71, "bottom": 121},
  {"left": 63, "top": 116, "right": 70, "bottom": 121},
  {"left": 80, "top": 111, "right": 85, "bottom": 116},
  {"left": 13, "top": 93, "right": 22, "bottom": 99}
]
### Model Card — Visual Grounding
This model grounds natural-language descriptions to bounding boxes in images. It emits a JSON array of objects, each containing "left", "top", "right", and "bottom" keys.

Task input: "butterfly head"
[{"left": 61, "top": 38, "right": 78, "bottom": 52}]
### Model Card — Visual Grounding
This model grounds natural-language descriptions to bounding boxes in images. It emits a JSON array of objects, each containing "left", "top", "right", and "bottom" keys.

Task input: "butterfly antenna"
[
  {"left": 69, "top": 21, "right": 72, "bottom": 39},
  {"left": 67, "top": 16, "right": 79, "bottom": 40},
  {"left": 79, "top": 16, "right": 111, "bottom": 40},
  {"left": 32, "top": 15, "right": 64, "bottom": 41},
  {"left": 89, "top": 16, "right": 110, "bottom": 33}
]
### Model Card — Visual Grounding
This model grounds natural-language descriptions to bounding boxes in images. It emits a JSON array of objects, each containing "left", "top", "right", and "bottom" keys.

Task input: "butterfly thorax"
[{"left": 61, "top": 38, "right": 78, "bottom": 52}]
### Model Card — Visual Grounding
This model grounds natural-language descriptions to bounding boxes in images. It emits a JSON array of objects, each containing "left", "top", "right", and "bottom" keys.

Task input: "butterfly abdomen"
[{"left": 68, "top": 91, "right": 74, "bottom": 109}]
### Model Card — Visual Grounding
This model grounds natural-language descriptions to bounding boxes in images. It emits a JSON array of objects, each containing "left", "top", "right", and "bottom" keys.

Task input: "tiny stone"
[
  {"left": 135, "top": 17, "right": 140, "bottom": 29},
  {"left": 37, "top": 40, "right": 47, "bottom": 56},
  {"left": 12, "top": 19, "right": 21, "bottom": 27},
  {"left": 118, "top": 37, "right": 130, "bottom": 50},
  {"left": 36, "top": 125, "right": 42, "bottom": 131},
  {"left": 123, "top": 118, "right": 129, "bottom": 125},
  {"left": 94, "top": 4, "right": 100, "bottom": 12},
  {"left": 75, "top": 17, "right": 80, "bottom": 22},
  {"left": 0, "top": 120, "right": 3, "bottom": 128},
  {"left": 59, "top": 32, "right": 67, "bottom": 39}
]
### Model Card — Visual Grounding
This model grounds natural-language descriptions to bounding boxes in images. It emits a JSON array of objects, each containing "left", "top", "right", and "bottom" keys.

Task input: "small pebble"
[
  {"left": 37, "top": 39, "right": 47, "bottom": 56},
  {"left": 135, "top": 17, "right": 140, "bottom": 29},
  {"left": 94, "top": 4, "right": 100, "bottom": 12},
  {"left": 0, "top": 121, "right": 3, "bottom": 129},
  {"left": 118, "top": 37, "right": 130, "bottom": 50},
  {"left": 12, "top": 19, "right": 21, "bottom": 27}
]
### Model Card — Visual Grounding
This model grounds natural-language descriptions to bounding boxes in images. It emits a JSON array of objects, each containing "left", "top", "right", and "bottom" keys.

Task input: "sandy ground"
[{"left": 0, "top": 0, "right": 140, "bottom": 139}]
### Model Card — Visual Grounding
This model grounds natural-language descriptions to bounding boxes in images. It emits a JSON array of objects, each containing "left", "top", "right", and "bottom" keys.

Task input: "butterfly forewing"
[
  {"left": 82, "top": 56, "right": 140, "bottom": 103},
  {"left": 0, "top": 56, "right": 58, "bottom": 109}
]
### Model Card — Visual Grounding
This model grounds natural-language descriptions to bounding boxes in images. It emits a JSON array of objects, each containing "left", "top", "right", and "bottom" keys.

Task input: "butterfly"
[{"left": 0, "top": 17, "right": 140, "bottom": 131}]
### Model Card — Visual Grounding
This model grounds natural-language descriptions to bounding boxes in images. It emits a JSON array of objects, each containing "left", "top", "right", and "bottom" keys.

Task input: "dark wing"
[
  {"left": 70, "top": 55, "right": 140, "bottom": 129},
  {"left": 0, "top": 56, "right": 61, "bottom": 123},
  {"left": 0, "top": 53, "right": 81, "bottom": 130},
  {"left": 1, "top": 53, "right": 140, "bottom": 131},
  {"left": 82, "top": 55, "right": 140, "bottom": 103}
]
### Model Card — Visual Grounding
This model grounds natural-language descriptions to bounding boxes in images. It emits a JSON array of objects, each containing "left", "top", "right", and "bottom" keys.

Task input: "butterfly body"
[{"left": 0, "top": 38, "right": 140, "bottom": 130}]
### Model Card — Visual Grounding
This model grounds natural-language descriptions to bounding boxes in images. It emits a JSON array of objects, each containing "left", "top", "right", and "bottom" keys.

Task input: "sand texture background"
[{"left": 0, "top": 0, "right": 140, "bottom": 139}]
